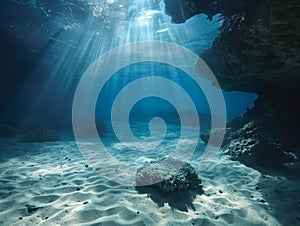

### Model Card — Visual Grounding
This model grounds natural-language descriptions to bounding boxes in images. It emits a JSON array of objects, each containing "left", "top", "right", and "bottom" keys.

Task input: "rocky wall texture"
[
  {"left": 164, "top": 0, "right": 300, "bottom": 171},
  {"left": 201, "top": 94, "right": 299, "bottom": 171},
  {"left": 164, "top": 0, "right": 300, "bottom": 93}
]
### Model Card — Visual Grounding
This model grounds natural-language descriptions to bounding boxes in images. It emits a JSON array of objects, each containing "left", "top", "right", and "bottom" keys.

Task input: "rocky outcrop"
[
  {"left": 223, "top": 121, "right": 296, "bottom": 168},
  {"left": 165, "top": 0, "right": 300, "bottom": 170},
  {"left": 164, "top": 0, "right": 300, "bottom": 93},
  {"left": 201, "top": 95, "right": 299, "bottom": 169},
  {"left": 136, "top": 157, "right": 202, "bottom": 193}
]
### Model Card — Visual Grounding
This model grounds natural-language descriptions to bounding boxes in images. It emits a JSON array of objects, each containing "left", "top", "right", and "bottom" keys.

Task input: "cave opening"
[
  {"left": 0, "top": 1, "right": 299, "bottom": 226},
  {"left": 1, "top": 0, "right": 257, "bottom": 130}
]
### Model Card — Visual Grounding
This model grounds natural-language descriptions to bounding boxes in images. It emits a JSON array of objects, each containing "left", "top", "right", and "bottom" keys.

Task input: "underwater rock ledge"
[
  {"left": 164, "top": 0, "right": 300, "bottom": 93},
  {"left": 166, "top": 0, "right": 300, "bottom": 171},
  {"left": 201, "top": 96, "right": 299, "bottom": 171}
]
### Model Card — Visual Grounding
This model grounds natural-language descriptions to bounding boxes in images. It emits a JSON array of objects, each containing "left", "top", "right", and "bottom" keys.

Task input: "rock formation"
[
  {"left": 164, "top": 0, "right": 300, "bottom": 170},
  {"left": 201, "top": 97, "right": 299, "bottom": 170},
  {"left": 164, "top": 0, "right": 300, "bottom": 93},
  {"left": 136, "top": 157, "right": 202, "bottom": 193}
]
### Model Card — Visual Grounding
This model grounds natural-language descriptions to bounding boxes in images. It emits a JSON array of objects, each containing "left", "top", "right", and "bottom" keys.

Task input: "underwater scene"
[{"left": 0, "top": 0, "right": 299, "bottom": 225}]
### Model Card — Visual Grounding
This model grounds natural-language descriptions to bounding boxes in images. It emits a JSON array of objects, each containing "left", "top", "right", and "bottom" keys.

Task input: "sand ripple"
[{"left": 0, "top": 138, "right": 299, "bottom": 225}]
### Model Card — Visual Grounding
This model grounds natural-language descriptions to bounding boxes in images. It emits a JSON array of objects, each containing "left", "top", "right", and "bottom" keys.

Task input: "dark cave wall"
[
  {"left": 164, "top": 0, "right": 300, "bottom": 94},
  {"left": 163, "top": 0, "right": 300, "bottom": 135},
  {"left": 202, "top": 0, "right": 300, "bottom": 93},
  {"left": 164, "top": 0, "right": 300, "bottom": 168}
]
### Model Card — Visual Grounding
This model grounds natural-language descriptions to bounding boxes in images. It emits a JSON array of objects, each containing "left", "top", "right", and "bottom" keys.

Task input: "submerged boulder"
[
  {"left": 136, "top": 157, "right": 202, "bottom": 193},
  {"left": 201, "top": 120, "right": 297, "bottom": 169},
  {"left": 223, "top": 121, "right": 296, "bottom": 168}
]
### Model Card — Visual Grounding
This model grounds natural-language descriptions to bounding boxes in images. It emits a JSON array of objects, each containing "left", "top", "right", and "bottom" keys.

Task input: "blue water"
[
  {"left": 1, "top": 2, "right": 298, "bottom": 226},
  {"left": 1, "top": 0, "right": 256, "bottom": 130}
]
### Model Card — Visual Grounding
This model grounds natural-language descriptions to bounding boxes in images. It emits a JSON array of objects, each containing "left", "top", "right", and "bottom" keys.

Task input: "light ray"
[{"left": 19, "top": 0, "right": 230, "bottom": 128}]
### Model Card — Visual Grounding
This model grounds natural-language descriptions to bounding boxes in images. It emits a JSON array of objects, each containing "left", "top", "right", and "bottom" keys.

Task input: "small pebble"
[
  {"left": 19, "top": 217, "right": 23, "bottom": 220},
  {"left": 259, "top": 199, "right": 266, "bottom": 203},
  {"left": 85, "top": 164, "right": 89, "bottom": 168},
  {"left": 137, "top": 211, "right": 140, "bottom": 214},
  {"left": 26, "top": 205, "right": 40, "bottom": 213}
]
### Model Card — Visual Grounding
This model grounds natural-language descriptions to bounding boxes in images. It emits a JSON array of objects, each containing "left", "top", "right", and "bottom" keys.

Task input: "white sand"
[{"left": 0, "top": 137, "right": 299, "bottom": 226}]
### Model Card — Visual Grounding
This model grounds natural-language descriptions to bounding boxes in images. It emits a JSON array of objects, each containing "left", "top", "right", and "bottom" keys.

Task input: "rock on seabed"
[{"left": 136, "top": 157, "right": 202, "bottom": 193}]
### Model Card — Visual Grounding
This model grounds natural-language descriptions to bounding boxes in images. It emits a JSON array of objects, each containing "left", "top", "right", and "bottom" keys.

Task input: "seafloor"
[{"left": 0, "top": 134, "right": 299, "bottom": 226}]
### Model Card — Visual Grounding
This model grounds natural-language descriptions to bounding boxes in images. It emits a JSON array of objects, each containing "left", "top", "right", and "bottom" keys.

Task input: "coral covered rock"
[
  {"left": 201, "top": 120, "right": 296, "bottom": 169},
  {"left": 222, "top": 121, "right": 296, "bottom": 168},
  {"left": 136, "top": 157, "right": 202, "bottom": 193}
]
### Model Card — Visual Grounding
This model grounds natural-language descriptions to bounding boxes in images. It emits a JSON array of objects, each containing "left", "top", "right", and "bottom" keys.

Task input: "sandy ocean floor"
[{"left": 0, "top": 136, "right": 299, "bottom": 226}]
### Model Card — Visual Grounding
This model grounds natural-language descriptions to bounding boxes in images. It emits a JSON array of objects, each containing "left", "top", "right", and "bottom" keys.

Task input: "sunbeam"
[
  {"left": 1, "top": 1, "right": 297, "bottom": 225},
  {"left": 16, "top": 0, "right": 229, "bottom": 129}
]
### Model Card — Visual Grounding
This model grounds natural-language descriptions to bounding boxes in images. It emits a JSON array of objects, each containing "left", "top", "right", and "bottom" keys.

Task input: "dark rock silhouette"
[
  {"left": 136, "top": 157, "right": 204, "bottom": 211},
  {"left": 136, "top": 157, "right": 202, "bottom": 192}
]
